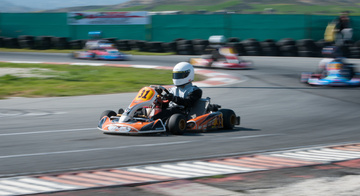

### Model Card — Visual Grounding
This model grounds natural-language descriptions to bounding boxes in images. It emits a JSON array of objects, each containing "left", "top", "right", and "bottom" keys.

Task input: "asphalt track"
[{"left": 0, "top": 52, "right": 360, "bottom": 195}]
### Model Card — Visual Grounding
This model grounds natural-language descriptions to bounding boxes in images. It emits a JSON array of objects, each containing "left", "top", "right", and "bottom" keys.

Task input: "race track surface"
[{"left": 0, "top": 52, "right": 359, "bottom": 195}]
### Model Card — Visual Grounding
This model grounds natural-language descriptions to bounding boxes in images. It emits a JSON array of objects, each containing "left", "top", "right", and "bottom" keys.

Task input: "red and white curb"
[
  {"left": 0, "top": 143, "right": 359, "bottom": 195},
  {"left": 0, "top": 61, "right": 244, "bottom": 87}
]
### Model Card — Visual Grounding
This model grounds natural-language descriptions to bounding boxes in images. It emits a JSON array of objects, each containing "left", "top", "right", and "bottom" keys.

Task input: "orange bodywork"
[{"left": 187, "top": 112, "right": 224, "bottom": 131}]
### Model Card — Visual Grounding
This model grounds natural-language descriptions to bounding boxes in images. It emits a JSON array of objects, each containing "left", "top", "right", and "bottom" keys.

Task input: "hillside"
[
  {"left": 0, "top": 0, "right": 38, "bottom": 12},
  {"left": 45, "top": 0, "right": 360, "bottom": 15}
]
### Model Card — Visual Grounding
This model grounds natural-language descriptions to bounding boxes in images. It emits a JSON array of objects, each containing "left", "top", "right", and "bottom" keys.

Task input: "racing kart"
[
  {"left": 300, "top": 61, "right": 360, "bottom": 87},
  {"left": 189, "top": 47, "right": 253, "bottom": 70},
  {"left": 72, "top": 40, "right": 130, "bottom": 60},
  {"left": 98, "top": 85, "right": 240, "bottom": 135}
]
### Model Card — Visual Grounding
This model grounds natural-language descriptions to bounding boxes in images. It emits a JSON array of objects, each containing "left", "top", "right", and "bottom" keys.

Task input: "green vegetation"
[
  {"left": 150, "top": 0, "right": 240, "bottom": 12},
  {"left": 248, "top": 4, "right": 360, "bottom": 15},
  {"left": 86, "top": 0, "right": 360, "bottom": 15},
  {"left": 89, "top": 5, "right": 147, "bottom": 12},
  {"left": 0, "top": 62, "right": 178, "bottom": 98}
]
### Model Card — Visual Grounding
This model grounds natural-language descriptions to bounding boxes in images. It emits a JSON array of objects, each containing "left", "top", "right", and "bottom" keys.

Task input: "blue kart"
[{"left": 301, "top": 61, "right": 360, "bottom": 87}]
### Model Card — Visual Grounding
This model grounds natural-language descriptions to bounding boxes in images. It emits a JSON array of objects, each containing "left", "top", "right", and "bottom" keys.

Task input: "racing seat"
[{"left": 187, "top": 97, "right": 211, "bottom": 119}]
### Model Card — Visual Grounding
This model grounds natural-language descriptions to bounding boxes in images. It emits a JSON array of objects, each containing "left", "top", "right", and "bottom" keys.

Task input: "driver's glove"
[
  {"left": 164, "top": 93, "right": 174, "bottom": 101},
  {"left": 155, "top": 87, "right": 163, "bottom": 94}
]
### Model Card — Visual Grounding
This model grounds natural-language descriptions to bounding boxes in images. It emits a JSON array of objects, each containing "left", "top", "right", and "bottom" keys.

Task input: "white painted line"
[
  {"left": 193, "top": 161, "right": 257, "bottom": 171},
  {"left": 178, "top": 163, "right": 238, "bottom": 173},
  {"left": 127, "top": 168, "right": 186, "bottom": 178},
  {"left": 70, "top": 63, "right": 105, "bottom": 66},
  {"left": 271, "top": 153, "right": 330, "bottom": 161},
  {"left": 160, "top": 164, "right": 220, "bottom": 175},
  {"left": 144, "top": 166, "right": 199, "bottom": 177},
  {"left": 131, "top": 65, "right": 159, "bottom": 69},
  {"left": 0, "top": 141, "right": 191, "bottom": 159},
  {"left": 0, "top": 184, "right": 35, "bottom": 194},
  {"left": 0, "top": 128, "right": 95, "bottom": 137},
  {"left": 0, "top": 180, "right": 55, "bottom": 192},
  {"left": 0, "top": 190, "right": 12, "bottom": 196},
  {"left": 322, "top": 148, "right": 360, "bottom": 155},
  {"left": 308, "top": 149, "right": 360, "bottom": 158},
  {"left": 7, "top": 61, "right": 43, "bottom": 64},
  {"left": 294, "top": 151, "right": 359, "bottom": 161},
  {"left": 19, "top": 178, "right": 78, "bottom": 189}
]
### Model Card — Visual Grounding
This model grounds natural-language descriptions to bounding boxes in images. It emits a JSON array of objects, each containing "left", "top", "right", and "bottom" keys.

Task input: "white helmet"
[{"left": 172, "top": 62, "right": 194, "bottom": 86}]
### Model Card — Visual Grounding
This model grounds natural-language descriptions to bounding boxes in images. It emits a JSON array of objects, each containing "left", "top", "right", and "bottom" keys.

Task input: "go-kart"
[
  {"left": 98, "top": 85, "right": 240, "bottom": 135},
  {"left": 72, "top": 40, "right": 130, "bottom": 60},
  {"left": 189, "top": 47, "right": 253, "bottom": 70},
  {"left": 300, "top": 61, "right": 360, "bottom": 86}
]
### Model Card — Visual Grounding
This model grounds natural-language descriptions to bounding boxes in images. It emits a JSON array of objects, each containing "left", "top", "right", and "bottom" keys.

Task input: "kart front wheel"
[
  {"left": 168, "top": 113, "right": 187, "bottom": 135},
  {"left": 220, "top": 109, "right": 236, "bottom": 130},
  {"left": 100, "top": 110, "right": 117, "bottom": 120}
]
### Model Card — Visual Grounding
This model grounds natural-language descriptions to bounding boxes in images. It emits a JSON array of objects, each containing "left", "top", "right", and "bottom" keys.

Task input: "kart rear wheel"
[
  {"left": 220, "top": 109, "right": 236, "bottom": 129},
  {"left": 100, "top": 110, "right": 117, "bottom": 120},
  {"left": 168, "top": 113, "right": 187, "bottom": 135}
]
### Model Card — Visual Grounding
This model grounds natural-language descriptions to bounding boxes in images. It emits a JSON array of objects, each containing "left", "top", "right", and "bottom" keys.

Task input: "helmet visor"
[{"left": 173, "top": 70, "right": 190, "bottom": 79}]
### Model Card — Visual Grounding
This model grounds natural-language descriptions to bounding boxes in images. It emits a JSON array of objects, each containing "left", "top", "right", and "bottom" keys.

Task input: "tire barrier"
[{"left": 1, "top": 35, "right": 360, "bottom": 58}]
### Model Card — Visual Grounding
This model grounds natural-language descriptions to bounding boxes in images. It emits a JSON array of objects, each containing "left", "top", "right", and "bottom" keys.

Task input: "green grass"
[
  {"left": 151, "top": 0, "right": 240, "bottom": 12},
  {"left": 248, "top": 4, "right": 360, "bottom": 15},
  {"left": 90, "top": 0, "right": 360, "bottom": 15},
  {"left": 100, "top": 0, "right": 241, "bottom": 12},
  {"left": 0, "top": 62, "right": 181, "bottom": 99}
]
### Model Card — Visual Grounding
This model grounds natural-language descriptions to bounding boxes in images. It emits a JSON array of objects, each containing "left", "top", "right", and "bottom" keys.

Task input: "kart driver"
[
  {"left": 203, "top": 35, "right": 227, "bottom": 65},
  {"left": 318, "top": 46, "right": 354, "bottom": 79},
  {"left": 152, "top": 62, "right": 202, "bottom": 122}
]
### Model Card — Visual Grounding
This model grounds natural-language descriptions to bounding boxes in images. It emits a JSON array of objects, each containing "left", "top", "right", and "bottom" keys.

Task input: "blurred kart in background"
[
  {"left": 98, "top": 85, "right": 240, "bottom": 135},
  {"left": 189, "top": 46, "right": 253, "bottom": 70},
  {"left": 72, "top": 39, "right": 131, "bottom": 60},
  {"left": 72, "top": 31, "right": 131, "bottom": 60},
  {"left": 301, "top": 60, "right": 360, "bottom": 87}
]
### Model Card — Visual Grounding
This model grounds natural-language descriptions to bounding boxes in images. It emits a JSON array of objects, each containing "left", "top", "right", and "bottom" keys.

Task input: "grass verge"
[{"left": 0, "top": 62, "right": 182, "bottom": 99}]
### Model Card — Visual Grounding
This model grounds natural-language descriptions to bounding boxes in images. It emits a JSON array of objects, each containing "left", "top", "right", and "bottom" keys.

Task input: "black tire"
[
  {"left": 100, "top": 110, "right": 117, "bottom": 120},
  {"left": 227, "top": 37, "right": 240, "bottom": 43},
  {"left": 220, "top": 109, "right": 237, "bottom": 130},
  {"left": 168, "top": 113, "right": 187, "bottom": 135},
  {"left": 162, "top": 42, "right": 177, "bottom": 52}
]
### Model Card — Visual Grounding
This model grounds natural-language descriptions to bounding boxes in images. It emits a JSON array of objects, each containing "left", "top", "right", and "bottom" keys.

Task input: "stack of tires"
[
  {"left": 52, "top": 37, "right": 68, "bottom": 49},
  {"left": 176, "top": 39, "right": 194, "bottom": 55},
  {"left": 162, "top": 41, "right": 177, "bottom": 53},
  {"left": 341, "top": 40, "right": 354, "bottom": 58},
  {"left": 192, "top": 39, "right": 209, "bottom": 55},
  {"left": 3, "top": 37, "right": 19, "bottom": 48},
  {"left": 0, "top": 37, "right": 5, "bottom": 47},
  {"left": 260, "top": 39, "right": 279, "bottom": 56},
  {"left": 68, "top": 40, "right": 83, "bottom": 49},
  {"left": 226, "top": 37, "right": 246, "bottom": 56},
  {"left": 296, "top": 39, "right": 319, "bottom": 57},
  {"left": 241, "top": 39, "right": 262, "bottom": 56},
  {"left": 36, "top": 36, "right": 52, "bottom": 49},
  {"left": 146, "top": 41, "right": 164, "bottom": 53},
  {"left": 135, "top": 40, "right": 148, "bottom": 52},
  {"left": 277, "top": 38, "right": 297, "bottom": 56},
  {"left": 18, "top": 35, "right": 35, "bottom": 49},
  {"left": 116, "top": 39, "right": 132, "bottom": 51},
  {"left": 348, "top": 40, "right": 360, "bottom": 58}
]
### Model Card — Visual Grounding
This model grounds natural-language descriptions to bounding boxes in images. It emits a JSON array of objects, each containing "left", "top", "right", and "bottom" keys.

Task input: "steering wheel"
[{"left": 151, "top": 85, "right": 171, "bottom": 103}]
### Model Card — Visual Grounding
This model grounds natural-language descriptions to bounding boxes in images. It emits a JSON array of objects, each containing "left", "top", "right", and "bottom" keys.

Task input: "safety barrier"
[{"left": 0, "top": 35, "right": 359, "bottom": 58}]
